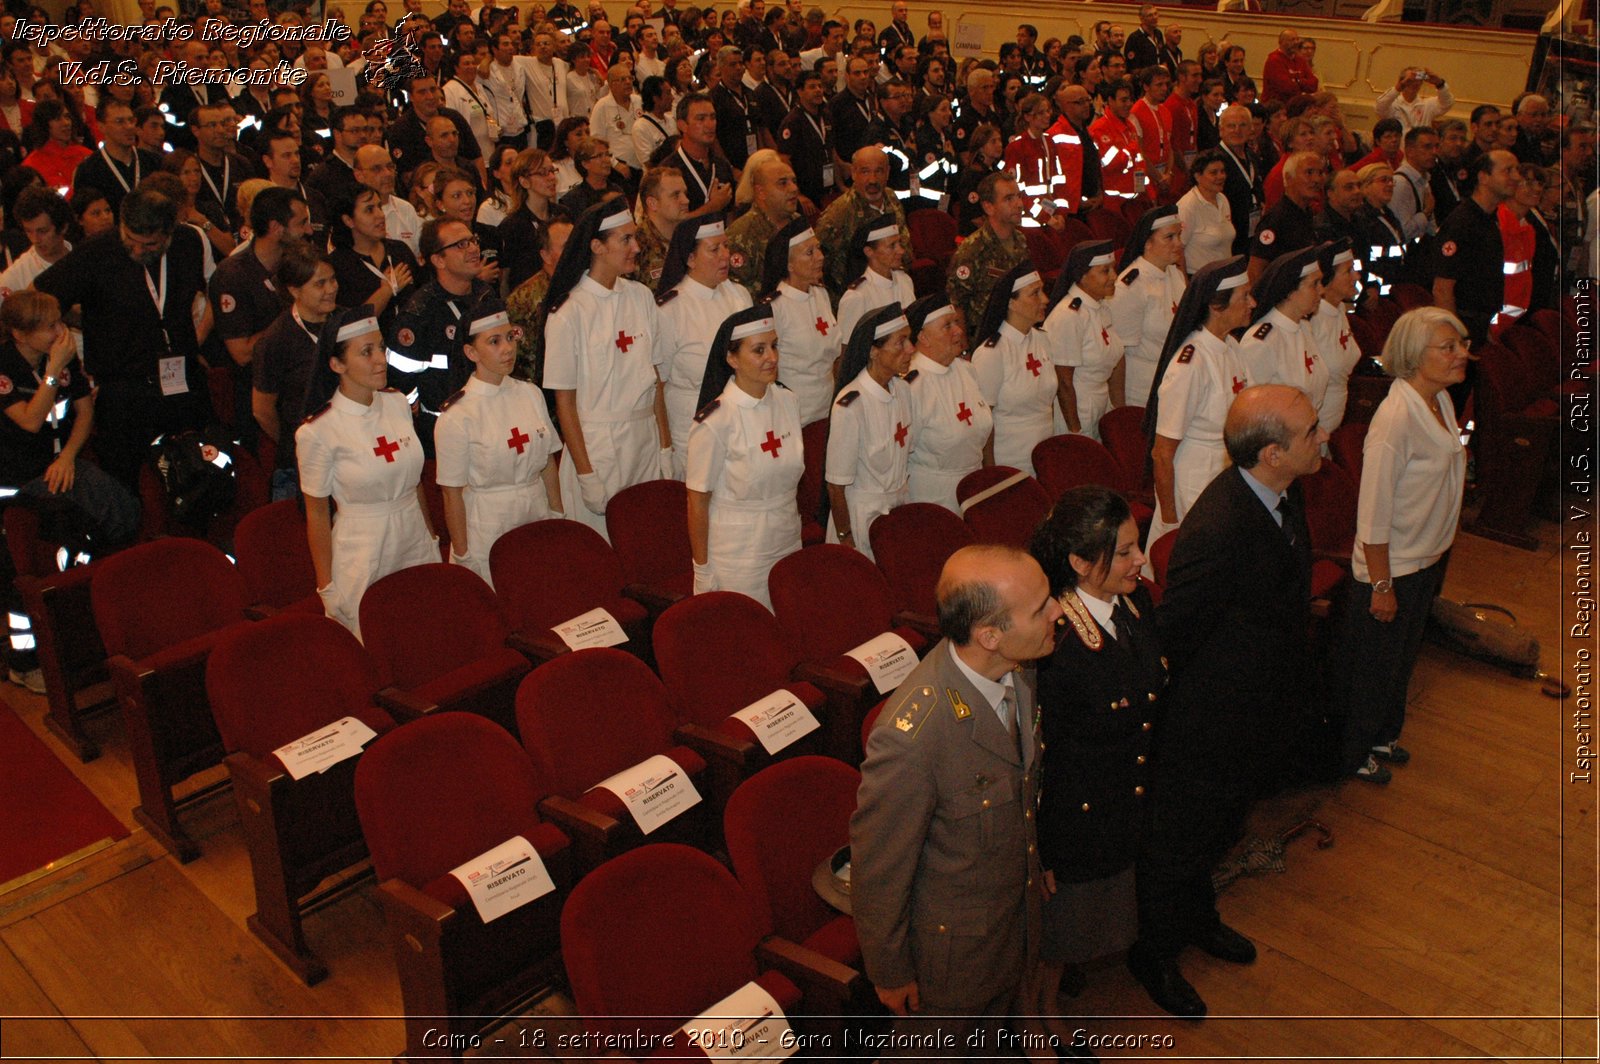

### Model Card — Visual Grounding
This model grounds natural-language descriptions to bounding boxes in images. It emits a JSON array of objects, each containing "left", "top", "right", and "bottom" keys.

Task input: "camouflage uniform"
[
  {"left": 814, "top": 189, "right": 910, "bottom": 298},
  {"left": 506, "top": 271, "right": 551, "bottom": 382},
  {"left": 634, "top": 214, "right": 672, "bottom": 293},
  {"left": 946, "top": 222, "right": 1029, "bottom": 334},
  {"left": 725, "top": 206, "right": 792, "bottom": 298}
]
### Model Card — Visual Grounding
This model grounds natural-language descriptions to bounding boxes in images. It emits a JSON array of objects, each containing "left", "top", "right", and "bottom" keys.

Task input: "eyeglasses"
[
  {"left": 440, "top": 234, "right": 481, "bottom": 252},
  {"left": 1426, "top": 338, "right": 1472, "bottom": 354}
]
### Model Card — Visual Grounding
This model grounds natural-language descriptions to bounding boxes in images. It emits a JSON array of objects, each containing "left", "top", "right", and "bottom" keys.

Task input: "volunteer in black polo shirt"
[
  {"left": 1433, "top": 148, "right": 1519, "bottom": 411},
  {"left": 35, "top": 186, "right": 212, "bottom": 491},
  {"left": 778, "top": 70, "right": 835, "bottom": 209},
  {"left": 70, "top": 98, "right": 161, "bottom": 222},
  {"left": 253, "top": 241, "right": 340, "bottom": 502},
  {"left": 1247, "top": 149, "right": 1324, "bottom": 283},
  {"left": 664, "top": 93, "right": 735, "bottom": 216}
]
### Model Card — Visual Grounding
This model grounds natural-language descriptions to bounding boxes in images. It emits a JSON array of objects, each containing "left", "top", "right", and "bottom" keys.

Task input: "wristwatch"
[
  {"left": 1372, "top": 578, "right": 1394, "bottom": 595},
  {"left": 43, "top": 374, "right": 58, "bottom": 388}
]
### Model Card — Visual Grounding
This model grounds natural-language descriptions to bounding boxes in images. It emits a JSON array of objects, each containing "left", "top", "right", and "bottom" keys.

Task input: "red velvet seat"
[
  {"left": 9, "top": 511, "right": 110, "bottom": 761},
  {"left": 1032, "top": 434, "right": 1156, "bottom": 535},
  {"left": 1348, "top": 313, "right": 1385, "bottom": 362},
  {"left": 869, "top": 502, "right": 970, "bottom": 641},
  {"left": 797, "top": 419, "right": 829, "bottom": 546},
  {"left": 1301, "top": 461, "right": 1357, "bottom": 563},
  {"left": 957, "top": 465, "right": 1051, "bottom": 549},
  {"left": 1147, "top": 529, "right": 1180, "bottom": 590},
  {"left": 607, "top": 479, "right": 695, "bottom": 617},
  {"left": 1470, "top": 338, "right": 1558, "bottom": 549},
  {"left": 1388, "top": 282, "right": 1432, "bottom": 311},
  {"left": 355, "top": 714, "right": 573, "bottom": 1062},
  {"left": 768, "top": 545, "right": 928, "bottom": 763},
  {"left": 653, "top": 592, "right": 832, "bottom": 787},
  {"left": 358, "top": 563, "right": 531, "bottom": 737},
  {"left": 418, "top": 460, "right": 451, "bottom": 560},
  {"left": 561, "top": 843, "right": 852, "bottom": 1050},
  {"left": 860, "top": 697, "right": 888, "bottom": 752},
  {"left": 1356, "top": 296, "right": 1401, "bottom": 342},
  {"left": 1024, "top": 227, "right": 1062, "bottom": 278},
  {"left": 1329, "top": 421, "right": 1368, "bottom": 481},
  {"left": 91, "top": 537, "right": 250, "bottom": 860},
  {"left": 908, "top": 207, "right": 957, "bottom": 269},
  {"left": 232, "top": 499, "right": 321, "bottom": 615},
  {"left": 724, "top": 757, "right": 864, "bottom": 974},
  {"left": 1096, "top": 405, "right": 1156, "bottom": 501},
  {"left": 1084, "top": 205, "right": 1131, "bottom": 245},
  {"left": 515, "top": 648, "right": 715, "bottom": 871},
  {"left": 206, "top": 612, "right": 396, "bottom": 983},
  {"left": 490, "top": 519, "right": 652, "bottom": 665}
]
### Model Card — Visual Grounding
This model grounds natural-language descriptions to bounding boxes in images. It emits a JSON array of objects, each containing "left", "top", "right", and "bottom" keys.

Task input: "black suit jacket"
[{"left": 1219, "top": 145, "right": 1262, "bottom": 255}]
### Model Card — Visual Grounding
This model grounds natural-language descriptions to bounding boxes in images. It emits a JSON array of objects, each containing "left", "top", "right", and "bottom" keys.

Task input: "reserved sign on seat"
[
  {"left": 448, "top": 835, "right": 557, "bottom": 923},
  {"left": 592, "top": 753, "right": 703, "bottom": 834},
  {"left": 554, "top": 607, "right": 629, "bottom": 651},
  {"left": 845, "top": 631, "right": 917, "bottom": 694},
  {"left": 729, "top": 689, "right": 820, "bottom": 755},
  {"left": 272, "top": 716, "right": 378, "bottom": 780},
  {"left": 676, "top": 980, "right": 797, "bottom": 1060}
]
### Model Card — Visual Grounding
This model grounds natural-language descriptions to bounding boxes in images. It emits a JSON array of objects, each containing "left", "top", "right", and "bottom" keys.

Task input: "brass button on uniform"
[
  {"left": 1147, "top": 692, "right": 1157, "bottom": 702},
  {"left": 1081, "top": 802, "right": 1091, "bottom": 811},
  {"left": 1142, "top": 721, "right": 1152, "bottom": 731},
  {"left": 937, "top": 924, "right": 947, "bottom": 934},
  {"left": 1134, "top": 785, "right": 1145, "bottom": 795},
  {"left": 1027, "top": 843, "right": 1036, "bottom": 854},
  {"left": 1137, "top": 754, "right": 1147, "bottom": 764},
  {"left": 981, "top": 798, "right": 991, "bottom": 808}
]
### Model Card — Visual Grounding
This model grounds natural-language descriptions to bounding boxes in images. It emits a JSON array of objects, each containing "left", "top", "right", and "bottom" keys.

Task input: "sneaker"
[
  {"left": 8, "top": 668, "right": 45, "bottom": 695},
  {"left": 1352, "top": 755, "right": 1392, "bottom": 785},
  {"left": 1371, "top": 741, "right": 1410, "bottom": 764}
]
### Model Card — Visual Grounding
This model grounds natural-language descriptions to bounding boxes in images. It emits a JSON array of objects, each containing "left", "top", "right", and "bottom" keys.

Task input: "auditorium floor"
[{"left": 0, "top": 510, "right": 1594, "bottom": 1063}]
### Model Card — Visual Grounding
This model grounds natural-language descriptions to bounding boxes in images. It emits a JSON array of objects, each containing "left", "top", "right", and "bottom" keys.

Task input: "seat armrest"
[
  {"left": 757, "top": 935, "right": 863, "bottom": 1004},
  {"left": 676, "top": 722, "right": 757, "bottom": 769},
  {"left": 623, "top": 582, "right": 688, "bottom": 616},
  {"left": 507, "top": 629, "right": 567, "bottom": 665},
  {"left": 378, "top": 876, "right": 457, "bottom": 926},
  {"left": 537, "top": 794, "right": 624, "bottom": 871},
  {"left": 792, "top": 661, "right": 871, "bottom": 704},
  {"left": 890, "top": 610, "right": 941, "bottom": 644},
  {"left": 244, "top": 603, "right": 281, "bottom": 621},
  {"left": 376, "top": 686, "right": 441, "bottom": 723}
]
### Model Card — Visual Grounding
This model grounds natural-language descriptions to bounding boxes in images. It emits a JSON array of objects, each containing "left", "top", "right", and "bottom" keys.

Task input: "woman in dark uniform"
[{"left": 1025, "top": 484, "right": 1166, "bottom": 1021}]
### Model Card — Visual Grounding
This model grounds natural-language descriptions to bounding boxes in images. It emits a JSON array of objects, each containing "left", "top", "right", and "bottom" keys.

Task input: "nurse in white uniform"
[
  {"left": 1237, "top": 245, "right": 1328, "bottom": 414},
  {"left": 435, "top": 293, "right": 565, "bottom": 587},
  {"left": 904, "top": 292, "right": 992, "bottom": 512},
  {"left": 759, "top": 217, "right": 838, "bottom": 426},
  {"left": 298, "top": 305, "right": 440, "bottom": 640},
  {"left": 541, "top": 197, "right": 672, "bottom": 541},
  {"left": 1044, "top": 238, "right": 1125, "bottom": 440},
  {"left": 1142, "top": 255, "right": 1256, "bottom": 556},
  {"left": 1306, "top": 239, "right": 1363, "bottom": 434},
  {"left": 685, "top": 304, "right": 804, "bottom": 607},
  {"left": 971, "top": 262, "right": 1054, "bottom": 476},
  {"left": 834, "top": 212, "right": 916, "bottom": 349},
  {"left": 1110, "top": 204, "right": 1187, "bottom": 407},
  {"left": 653, "top": 212, "right": 753, "bottom": 477},
  {"left": 825, "top": 302, "right": 915, "bottom": 560}
]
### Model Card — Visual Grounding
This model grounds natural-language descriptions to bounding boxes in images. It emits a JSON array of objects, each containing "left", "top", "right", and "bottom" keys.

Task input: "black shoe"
[
  {"left": 1127, "top": 945, "right": 1207, "bottom": 1018},
  {"left": 1192, "top": 923, "right": 1257, "bottom": 964}
]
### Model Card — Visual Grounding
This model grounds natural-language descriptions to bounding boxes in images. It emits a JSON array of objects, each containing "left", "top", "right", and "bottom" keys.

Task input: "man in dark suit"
[
  {"left": 1217, "top": 104, "right": 1264, "bottom": 255},
  {"left": 852, "top": 544, "right": 1061, "bottom": 1052},
  {"left": 1128, "top": 384, "right": 1327, "bottom": 1019}
]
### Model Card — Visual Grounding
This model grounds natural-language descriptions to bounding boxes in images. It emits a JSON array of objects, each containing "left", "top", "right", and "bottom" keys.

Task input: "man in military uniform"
[
  {"left": 946, "top": 173, "right": 1028, "bottom": 332},
  {"left": 633, "top": 166, "right": 691, "bottom": 291},
  {"left": 815, "top": 146, "right": 908, "bottom": 296},
  {"left": 386, "top": 218, "right": 493, "bottom": 456},
  {"left": 726, "top": 152, "right": 800, "bottom": 296},
  {"left": 851, "top": 544, "right": 1061, "bottom": 1051},
  {"left": 1247, "top": 150, "right": 1324, "bottom": 283}
]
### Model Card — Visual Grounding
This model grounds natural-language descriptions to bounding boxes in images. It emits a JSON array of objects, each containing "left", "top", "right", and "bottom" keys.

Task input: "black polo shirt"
[
  {"left": 329, "top": 241, "right": 421, "bottom": 336},
  {"left": 829, "top": 89, "right": 878, "bottom": 162},
  {"left": 778, "top": 105, "right": 833, "bottom": 205},
  {"left": 1249, "top": 195, "right": 1317, "bottom": 264},
  {"left": 209, "top": 244, "right": 288, "bottom": 354},
  {"left": 662, "top": 142, "right": 734, "bottom": 212},
  {"left": 251, "top": 308, "right": 321, "bottom": 473},
  {"left": 1434, "top": 197, "right": 1504, "bottom": 342},
  {"left": 0, "top": 343, "right": 90, "bottom": 485},
  {"left": 71, "top": 147, "right": 163, "bottom": 220},
  {"left": 711, "top": 81, "right": 759, "bottom": 170}
]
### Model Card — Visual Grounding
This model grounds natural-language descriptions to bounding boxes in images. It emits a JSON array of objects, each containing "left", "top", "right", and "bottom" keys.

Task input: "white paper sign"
[
  {"left": 326, "top": 68, "right": 358, "bottom": 105},
  {"left": 952, "top": 22, "right": 985, "bottom": 59},
  {"left": 272, "top": 716, "right": 377, "bottom": 780},
  {"left": 158, "top": 355, "right": 189, "bottom": 396},
  {"left": 729, "top": 688, "right": 820, "bottom": 755},
  {"left": 592, "top": 753, "right": 702, "bottom": 835},
  {"left": 845, "top": 631, "right": 917, "bottom": 695},
  {"left": 553, "top": 607, "right": 629, "bottom": 650},
  {"left": 448, "top": 835, "right": 556, "bottom": 923},
  {"left": 679, "top": 981, "right": 797, "bottom": 1060}
]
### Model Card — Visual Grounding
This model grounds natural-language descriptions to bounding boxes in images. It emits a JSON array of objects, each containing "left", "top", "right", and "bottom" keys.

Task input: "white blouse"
[
  {"left": 1176, "top": 185, "right": 1236, "bottom": 275},
  {"left": 972, "top": 319, "right": 1057, "bottom": 474},
  {"left": 771, "top": 281, "right": 840, "bottom": 425},
  {"left": 1306, "top": 299, "right": 1362, "bottom": 433},
  {"left": 1354, "top": 378, "right": 1465, "bottom": 582},
  {"left": 835, "top": 267, "right": 916, "bottom": 350},
  {"left": 1237, "top": 307, "right": 1328, "bottom": 415}
]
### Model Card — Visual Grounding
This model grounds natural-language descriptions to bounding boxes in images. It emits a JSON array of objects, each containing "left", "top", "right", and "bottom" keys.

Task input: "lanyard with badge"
[
  {"left": 1221, "top": 143, "right": 1261, "bottom": 232},
  {"left": 722, "top": 84, "right": 758, "bottom": 159},
  {"left": 145, "top": 253, "right": 188, "bottom": 397},
  {"left": 800, "top": 109, "right": 834, "bottom": 188},
  {"left": 100, "top": 147, "right": 141, "bottom": 193},
  {"left": 454, "top": 77, "right": 500, "bottom": 140},
  {"left": 198, "top": 155, "right": 230, "bottom": 212},
  {"left": 291, "top": 307, "right": 320, "bottom": 344},
  {"left": 676, "top": 145, "right": 716, "bottom": 203}
]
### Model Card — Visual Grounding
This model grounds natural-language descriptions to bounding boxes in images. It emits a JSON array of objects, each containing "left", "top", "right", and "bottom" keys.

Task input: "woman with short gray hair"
[{"left": 1337, "top": 305, "right": 1468, "bottom": 784}]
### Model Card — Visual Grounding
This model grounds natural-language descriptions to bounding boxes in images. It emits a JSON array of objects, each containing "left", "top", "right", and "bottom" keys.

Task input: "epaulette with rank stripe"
[
  {"left": 847, "top": 274, "right": 868, "bottom": 290},
  {"left": 1253, "top": 321, "right": 1273, "bottom": 340},
  {"left": 1175, "top": 343, "right": 1196, "bottom": 364},
  {"left": 656, "top": 288, "right": 680, "bottom": 306},
  {"left": 1121, "top": 268, "right": 1140, "bottom": 284},
  {"left": 693, "top": 398, "right": 721, "bottom": 422},
  {"left": 902, "top": 369, "right": 919, "bottom": 383},
  {"left": 1069, "top": 297, "right": 1082, "bottom": 310},
  {"left": 440, "top": 388, "right": 468, "bottom": 412},
  {"left": 380, "top": 386, "right": 402, "bottom": 393},
  {"left": 301, "top": 400, "right": 332, "bottom": 423},
  {"left": 836, "top": 389, "right": 860, "bottom": 407}
]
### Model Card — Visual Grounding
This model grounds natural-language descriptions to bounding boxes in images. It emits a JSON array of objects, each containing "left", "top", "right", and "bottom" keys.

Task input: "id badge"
[
  {"left": 159, "top": 355, "right": 189, "bottom": 396},
  {"left": 746, "top": 132, "right": 759, "bottom": 158},
  {"left": 821, "top": 162, "right": 835, "bottom": 188}
]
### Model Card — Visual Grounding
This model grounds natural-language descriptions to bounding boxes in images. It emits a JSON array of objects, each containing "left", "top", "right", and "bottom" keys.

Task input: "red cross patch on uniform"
[
  {"left": 397, "top": 327, "right": 415, "bottom": 346},
  {"left": 782, "top": 127, "right": 791, "bottom": 139},
  {"left": 955, "top": 264, "right": 971, "bottom": 279},
  {"left": 0, "top": 375, "right": 11, "bottom": 395},
  {"left": 1441, "top": 241, "right": 1457, "bottom": 257},
  {"left": 219, "top": 293, "right": 236, "bottom": 313},
  {"left": 58, "top": 368, "right": 70, "bottom": 386},
  {"left": 445, "top": 325, "right": 456, "bottom": 340},
  {"left": 730, "top": 252, "right": 744, "bottom": 268},
  {"left": 1259, "top": 229, "right": 1275, "bottom": 246}
]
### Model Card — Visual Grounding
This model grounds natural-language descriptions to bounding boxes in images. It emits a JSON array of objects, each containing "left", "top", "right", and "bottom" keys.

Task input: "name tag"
[
  {"left": 845, "top": 631, "right": 917, "bottom": 694},
  {"left": 745, "top": 132, "right": 759, "bottom": 158},
  {"left": 554, "top": 606, "right": 629, "bottom": 650},
  {"left": 591, "top": 752, "right": 702, "bottom": 834},
  {"left": 677, "top": 981, "right": 797, "bottom": 1060},
  {"left": 272, "top": 715, "right": 377, "bottom": 780},
  {"left": 159, "top": 355, "right": 189, "bottom": 397},
  {"left": 448, "top": 835, "right": 556, "bottom": 923},
  {"left": 821, "top": 162, "right": 835, "bottom": 188},
  {"left": 729, "top": 688, "right": 820, "bottom": 755}
]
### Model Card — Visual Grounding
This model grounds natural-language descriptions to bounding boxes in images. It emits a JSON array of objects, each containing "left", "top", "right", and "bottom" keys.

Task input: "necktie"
[
  {"left": 1277, "top": 495, "right": 1298, "bottom": 546},
  {"left": 1111, "top": 598, "right": 1135, "bottom": 647},
  {"left": 1001, "top": 687, "right": 1023, "bottom": 761}
]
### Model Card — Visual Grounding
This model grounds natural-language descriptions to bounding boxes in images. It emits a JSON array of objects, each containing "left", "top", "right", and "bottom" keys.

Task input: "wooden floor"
[{"left": 0, "top": 512, "right": 1595, "bottom": 1063}]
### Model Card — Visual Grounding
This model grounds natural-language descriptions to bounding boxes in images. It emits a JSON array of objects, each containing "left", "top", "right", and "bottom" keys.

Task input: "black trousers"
[
  {"left": 1337, "top": 559, "right": 1446, "bottom": 772},
  {"left": 94, "top": 378, "right": 211, "bottom": 491}
]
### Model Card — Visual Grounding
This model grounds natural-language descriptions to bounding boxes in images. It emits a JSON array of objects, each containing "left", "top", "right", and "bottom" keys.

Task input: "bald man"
[
  {"left": 725, "top": 150, "right": 800, "bottom": 295},
  {"left": 1261, "top": 27, "right": 1317, "bottom": 103},
  {"left": 852, "top": 544, "right": 1061, "bottom": 1050},
  {"left": 814, "top": 146, "right": 910, "bottom": 294},
  {"left": 1128, "top": 385, "right": 1324, "bottom": 1018}
]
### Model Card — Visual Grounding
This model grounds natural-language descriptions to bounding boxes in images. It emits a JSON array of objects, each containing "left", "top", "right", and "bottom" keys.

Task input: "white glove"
[
  {"left": 693, "top": 561, "right": 719, "bottom": 595},
  {"left": 316, "top": 582, "right": 345, "bottom": 624},
  {"left": 578, "top": 471, "right": 607, "bottom": 515},
  {"left": 658, "top": 445, "right": 675, "bottom": 480},
  {"left": 449, "top": 549, "right": 472, "bottom": 565}
]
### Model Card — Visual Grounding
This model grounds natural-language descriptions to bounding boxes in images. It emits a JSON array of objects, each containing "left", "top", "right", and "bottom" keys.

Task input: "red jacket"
[
  {"left": 1089, "top": 111, "right": 1147, "bottom": 201},
  {"left": 1129, "top": 98, "right": 1172, "bottom": 176},
  {"left": 1005, "top": 128, "right": 1084, "bottom": 220},
  {"left": 1261, "top": 50, "right": 1318, "bottom": 104},
  {"left": 1495, "top": 203, "right": 1533, "bottom": 333}
]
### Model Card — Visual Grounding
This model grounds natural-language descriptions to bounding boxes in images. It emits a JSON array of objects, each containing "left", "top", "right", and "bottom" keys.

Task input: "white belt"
[
  {"left": 471, "top": 481, "right": 532, "bottom": 495},
  {"left": 583, "top": 406, "right": 654, "bottom": 425},
  {"left": 337, "top": 496, "right": 422, "bottom": 518},
  {"left": 712, "top": 494, "right": 796, "bottom": 514}
]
